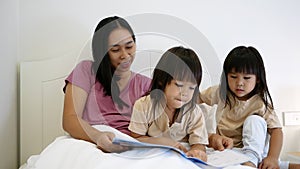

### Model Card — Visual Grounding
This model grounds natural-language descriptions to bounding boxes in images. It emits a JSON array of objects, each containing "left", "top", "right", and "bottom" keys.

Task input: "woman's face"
[{"left": 108, "top": 28, "right": 136, "bottom": 74}]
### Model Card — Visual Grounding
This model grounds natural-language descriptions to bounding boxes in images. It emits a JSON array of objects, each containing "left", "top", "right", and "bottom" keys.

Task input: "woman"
[{"left": 62, "top": 16, "right": 151, "bottom": 153}]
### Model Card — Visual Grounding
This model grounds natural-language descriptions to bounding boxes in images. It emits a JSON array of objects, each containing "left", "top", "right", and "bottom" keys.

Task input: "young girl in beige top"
[
  {"left": 129, "top": 46, "right": 208, "bottom": 161},
  {"left": 201, "top": 46, "right": 299, "bottom": 169}
]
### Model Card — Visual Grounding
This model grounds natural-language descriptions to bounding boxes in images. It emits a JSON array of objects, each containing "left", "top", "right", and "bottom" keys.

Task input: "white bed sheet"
[{"left": 20, "top": 125, "right": 252, "bottom": 169}]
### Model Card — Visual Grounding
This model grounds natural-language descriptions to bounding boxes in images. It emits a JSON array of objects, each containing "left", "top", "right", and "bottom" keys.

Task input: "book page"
[
  {"left": 206, "top": 148, "right": 250, "bottom": 167},
  {"left": 113, "top": 138, "right": 250, "bottom": 168}
]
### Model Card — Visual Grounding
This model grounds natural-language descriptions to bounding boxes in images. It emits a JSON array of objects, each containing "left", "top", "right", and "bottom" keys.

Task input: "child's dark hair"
[
  {"left": 91, "top": 16, "right": 136, "bottom": 109},
  {"left": 149, "top": 46, "right": 202, "bottom": 120},
  {"left": 220, "top": 46, "right": 274, "bottom": 111}
]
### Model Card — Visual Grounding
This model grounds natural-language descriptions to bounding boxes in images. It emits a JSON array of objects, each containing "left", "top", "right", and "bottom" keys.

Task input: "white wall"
[
  {"left": 1, "top": 0, "right": 300, "bottom": 168},
  {"left": 0, "top": 0, "right": 19, "bottom": 169}
]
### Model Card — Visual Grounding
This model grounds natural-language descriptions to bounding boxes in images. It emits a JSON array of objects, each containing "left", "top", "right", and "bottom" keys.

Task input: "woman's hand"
[{"left": 95, "top": 131, "right": 129, "bottom": 153}]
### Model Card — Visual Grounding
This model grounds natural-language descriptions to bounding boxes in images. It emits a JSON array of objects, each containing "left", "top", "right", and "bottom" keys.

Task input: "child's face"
[
  {"left": 227, "top": 71, "right": 257, "bottom": 101},
  {"left": 164, "top": 79, "right": 197, "bottom": 111}
]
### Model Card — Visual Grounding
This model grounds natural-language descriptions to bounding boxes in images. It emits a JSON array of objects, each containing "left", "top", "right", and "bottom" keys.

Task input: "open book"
[{"left": 112, "top": 137, "right": 250, "bottom": 169}]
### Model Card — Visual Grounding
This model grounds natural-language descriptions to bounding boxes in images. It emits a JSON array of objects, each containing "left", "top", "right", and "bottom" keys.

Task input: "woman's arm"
[{"left": 62, "top": 83, "right": 127, "bottom": 152}]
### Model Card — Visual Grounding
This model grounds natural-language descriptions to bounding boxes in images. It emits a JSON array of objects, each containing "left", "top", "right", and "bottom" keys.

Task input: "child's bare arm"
[
  {"left": 130, "top": 132, "right": 188, "bottom": 152},
  {"left": 267, "top": 128, "right": 283, "bottom": 158},
  {"left": 258, "top": 128, "right": 283, "bottom": 169}
]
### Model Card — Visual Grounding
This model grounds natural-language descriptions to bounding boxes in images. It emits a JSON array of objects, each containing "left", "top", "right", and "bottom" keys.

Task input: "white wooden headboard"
[
  {"left": 19, "top": 49, "right": 214, "bottom": 165},
  {"left": 19, "top": 55, "right": 78, "bottom": 164}
]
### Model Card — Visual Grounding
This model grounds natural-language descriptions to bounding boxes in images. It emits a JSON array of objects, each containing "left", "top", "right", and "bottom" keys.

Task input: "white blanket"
[{"left": 20, "top": 125, "right": 252, "bottom": 169}]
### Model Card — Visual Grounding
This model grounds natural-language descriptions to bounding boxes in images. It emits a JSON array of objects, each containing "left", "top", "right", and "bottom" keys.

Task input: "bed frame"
[{"left": 19, "top": 55, "right": 76, "bottom": 165}]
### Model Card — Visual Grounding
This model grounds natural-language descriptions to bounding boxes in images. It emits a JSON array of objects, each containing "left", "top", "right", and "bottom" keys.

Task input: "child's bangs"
[
  {"left": 228, "top": 55, "right": 258, "bottom": 75},
  {"left": 173, "top": 63, "right": 198, "bottom": 84}
]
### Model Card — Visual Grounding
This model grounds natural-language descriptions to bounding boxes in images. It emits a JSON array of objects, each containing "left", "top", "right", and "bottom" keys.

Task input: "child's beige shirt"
[
  {"left": 200, "top": 85, "right": 282, "bottom": 147},
  {"left": 129, "top": 95, "right": 209, "bottom": 145}
]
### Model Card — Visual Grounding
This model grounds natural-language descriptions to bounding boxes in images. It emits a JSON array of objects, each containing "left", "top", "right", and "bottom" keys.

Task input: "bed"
[{"left": 19, "top": 51, "right": 251, "bottom": 169}]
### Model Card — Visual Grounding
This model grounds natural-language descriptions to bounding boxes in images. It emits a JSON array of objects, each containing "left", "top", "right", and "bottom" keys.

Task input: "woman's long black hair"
[{"left": 91, "top": 16, "right": 136, "bottom": 109}]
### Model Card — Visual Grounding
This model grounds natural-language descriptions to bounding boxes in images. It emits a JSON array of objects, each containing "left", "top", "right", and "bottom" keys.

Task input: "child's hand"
[
  {"left": 258, "top": 156, "right": 279, "bottom": 169},
  {"left": 173, "top": 142, "right": 188, "bottom": 152},
  {"left": 186, "top": 149, "right": 207, "bottom": 162},
  {"left": 208, "top": 134, "right": 233, "bottom": 151}
]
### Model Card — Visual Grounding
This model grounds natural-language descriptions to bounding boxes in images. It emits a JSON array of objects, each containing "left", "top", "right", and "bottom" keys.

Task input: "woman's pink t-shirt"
[{"left": 64, "top": 60, "right": 151, "bottom": 134}]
